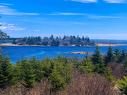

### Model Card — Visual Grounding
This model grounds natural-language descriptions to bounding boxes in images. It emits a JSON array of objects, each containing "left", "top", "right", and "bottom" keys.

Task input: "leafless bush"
[
  {"left": 65, "top": 71, "right": 119, "bottom": 95},
  {"left": 0, "top": 71, "right": 120, "bottom": 95},
  {"left": 108, "top": 62, "right": 125, "bottom": 79},
  {"left": 0, "top": 79, "right": 51, "bottom": 95}
]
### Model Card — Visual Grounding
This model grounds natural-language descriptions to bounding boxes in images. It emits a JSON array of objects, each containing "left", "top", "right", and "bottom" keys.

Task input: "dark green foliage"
[
  {"left": 12, "top": 57, "right": 73, "bottom": 90},
  {"left": 16, "top": 36, "right": 42, "bottom": 45},
  {"left": 0, "top": 56, "right": 13, "bottom": 88},
  {"left": 119, "top": 50, "right": 127, "bottom": 63},
  {"left": 11, "top": 64, "right": 20, "bottom": 85},
  {"left": 123, "top": 58, "right": 127, "bottom": 74},
  {"left": 18, "top": 60, "right": 36, "bottom": 87},
  {"left": 94, "top": 62, "right": 107, "bottom": 74},
  {"left": 48, "top": 57, "right": 73, "bottom": 90},
  {"left": 78, "top": 58, "right": 94, "bottom": 74},
  {"left": 53, "top": 57, "right": 73, "bottom": 84},
  {"left": 117, "top": 76, "right": 127, "bottom": 95},
  {"left": 14, "top": 35, "right": 94, "bottom": 46},
  {"left": 49, "top": 69, "right": 66, "bottom": 91},
  {"left": 92, "top": 46, "right": 103, "bottom": 65},
  {"left": 92, "top": 47, "right": 109, "bottom": 75},
  {"left": 41, "top": 58, "right": 53, "bottom": 77},
  {"left": 30, "top": 58, "right": 44, "bottom": 82},
  {"left": 113, "top": 49, "right": 121, "bottom": 63},
  {"left": 105, "top": 68, "right": 114, "bottom": 82},
  {"left": 1, "top": 47, "right": 127, "bottom": 94},
  {"left": 105, "top": 47, "right": 114, "bottom": 63}
]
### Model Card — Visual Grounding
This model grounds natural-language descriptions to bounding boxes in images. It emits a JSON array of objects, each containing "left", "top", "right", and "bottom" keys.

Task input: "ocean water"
[{"left": 1, "top": 46, "right": 127, "bottom": 63}]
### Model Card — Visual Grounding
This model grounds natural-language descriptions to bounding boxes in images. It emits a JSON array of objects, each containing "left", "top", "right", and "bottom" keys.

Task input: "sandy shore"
[{"left": 96, "top": 43, "right": 127, "bottom": 47}]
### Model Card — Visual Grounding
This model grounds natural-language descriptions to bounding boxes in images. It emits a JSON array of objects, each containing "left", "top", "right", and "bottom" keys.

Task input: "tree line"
[
  {"left": 0, "top": 29, "right": 94, "bottom": 46},
  {"left": 13, "top": 35, "right": 95, "bottom": 46},
  {"left": 1, "top": 47, "right": 127, "bottom": 95}
]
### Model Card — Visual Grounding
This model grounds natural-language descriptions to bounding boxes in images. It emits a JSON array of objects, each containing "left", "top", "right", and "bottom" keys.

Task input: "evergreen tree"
[
  {"left": 0, "top": 56, "right": 13, "bottom": 88},
  {"left": 119, "top": 50, "right": 127, "bottom": 63},
  {"left": 92, "top": 46, "right": 103, "bottom": 64},
  {"left": 19, "top": 60, "right": 35, "bottom": 87},
  {"left": 41, "top": 58, "right": 53, "bottom": 77},
  {"left": 105, "top": 46, "right": 114, "bottom": 63},
  {"left": 92, "top": 46, "right": 107, "bottom": 74},
  {"left": 30, "top": 58, "right": 44, "bottom": 82},
  {"left": 79, "top": 58, "right": 94, "bottom": 74},
  {"left": 104, "top": 68, "right": 114, "bottom": 81},
  {"left": 49, "top": 68, "right": 66, "bottom": 91},
  {"left": 113, "top": 49, "right": 121, "bottom": 62}
]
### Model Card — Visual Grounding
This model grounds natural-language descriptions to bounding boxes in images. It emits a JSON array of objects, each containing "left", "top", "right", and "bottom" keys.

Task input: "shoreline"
[
  {"left": 0, "top": 43, "right": 127, "bottom": 47},
  {"left": 96, "top": 43, "right": 127, "bottom": 47}
]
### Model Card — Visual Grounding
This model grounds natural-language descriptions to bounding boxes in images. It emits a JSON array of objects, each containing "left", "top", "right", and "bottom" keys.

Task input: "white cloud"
[
  {"left": 87, "top": 15, "right": 123, "bottom": 19},
  {"left": 0, "top": 5, "right": 39, "bottom": 16},
  {"left": 48, "top": 12, "right": 123, "bottom": 19},
  {"left": 68, "top": 0, "right": 127, "bottom": 3},
  {"left": 0, "top": 3, "right": 13, "bottom": 6},
  {"left": 69, "top": 0, "right": 97, "bottom": 3},
  {"left": 0, "top": 22, "right": 25, "bottom": 31},
  {"left": 48, "top": 12, "right": 85, "bottom": 16},
  {"left": 104, "top": 0, "right": 126, "bottom": 3}
]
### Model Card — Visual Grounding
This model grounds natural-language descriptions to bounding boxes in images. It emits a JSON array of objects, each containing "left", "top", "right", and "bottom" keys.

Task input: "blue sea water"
[{"left": 1, "top": 46, "right": 127, "bottom": 63}]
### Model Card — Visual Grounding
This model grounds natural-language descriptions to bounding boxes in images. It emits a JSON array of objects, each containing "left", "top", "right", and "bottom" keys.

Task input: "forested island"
[
  {"left": 1, "top": 30, "right": 127, "bottom": 47},
  {"left": 13, "top": 35, "right": 95, "bottom": 46},
  {"left": 0, "top": 30, "right": 95, "bottom": 46}
]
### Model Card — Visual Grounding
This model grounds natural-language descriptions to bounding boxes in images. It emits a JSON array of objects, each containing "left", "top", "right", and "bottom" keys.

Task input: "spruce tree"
[
  {"left": 119, "top": 50, "right": 126, "bottom": 63},
  {"left": 114, "top": 49, "right": 121, "bottom": 62},
  {"left": 92, "top": 46, "right": 103, "bottom": 64},
  {"left": 49, "top": 68, "right": 66, "bottom": 91},
  {"left": 105, "top": 46, "right": 114, "bottom": 63},
  {"left": 0, "top": 56, "right": 13, "bottom": 88},
  {"left": 79, "top": 58, "right": 94, "bottom": 74},
  {"left": 92, "top": 46, "right": 106, "bottom": 74},
  {"left": 19, "top": 60, "right": 35, "bottom": 88},
  {"left": 30, "top": 58, "right": 44, "bottom": 82}
]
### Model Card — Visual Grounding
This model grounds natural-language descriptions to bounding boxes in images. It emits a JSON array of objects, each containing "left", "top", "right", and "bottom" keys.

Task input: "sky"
[{"left": 0, "top": 0, "right": 127, "bottom": 39}]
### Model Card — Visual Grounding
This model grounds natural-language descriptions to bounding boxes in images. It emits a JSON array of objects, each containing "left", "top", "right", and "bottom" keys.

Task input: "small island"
[
  {"left": 1, "top": 30, "right": 127, "bottom": 47},
  {"left": 70, "top": 51, "right": 93, "bottom": 55},
  {"left": 0, "top": 30, "right": 95, "bottom": 46}
]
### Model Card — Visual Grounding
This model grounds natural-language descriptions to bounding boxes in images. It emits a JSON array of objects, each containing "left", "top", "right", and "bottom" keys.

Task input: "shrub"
[
  {"left": 78, "top": 58, "right": 94, "bottom": 74},
  {"left": 18, "top": 60, "right": 36, "bottom": 88},
  {"left": 117, "top": 76, "right": 127, "bottom": 95},
  {"left": 0, "top": 56, "right": 14, "bottom": 88}
]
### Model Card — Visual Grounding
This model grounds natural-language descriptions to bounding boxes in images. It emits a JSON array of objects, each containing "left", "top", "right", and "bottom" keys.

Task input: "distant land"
[{"left": 1, "top": 30, "right": 127, "bottom": 47}]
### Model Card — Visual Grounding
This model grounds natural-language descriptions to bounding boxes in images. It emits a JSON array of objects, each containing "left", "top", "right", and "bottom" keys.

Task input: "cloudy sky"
[{"left": 0, "top": 0, "right": 127, "bottom": 39}]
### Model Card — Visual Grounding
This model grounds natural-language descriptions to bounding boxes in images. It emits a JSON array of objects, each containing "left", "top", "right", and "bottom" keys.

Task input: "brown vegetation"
[{"left": 0, "top": 71, "right": 119, "bottom": 95}]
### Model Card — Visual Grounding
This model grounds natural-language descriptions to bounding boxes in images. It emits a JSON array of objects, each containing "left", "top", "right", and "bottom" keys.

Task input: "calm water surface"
[{"left": 1, "top": 46, "right": 127, "bottom": 63}]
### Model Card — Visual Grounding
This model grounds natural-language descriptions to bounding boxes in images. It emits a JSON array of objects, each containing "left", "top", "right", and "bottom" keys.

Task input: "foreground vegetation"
[{"left": 1, "top": 47, "right": 127, "bottom": 95}]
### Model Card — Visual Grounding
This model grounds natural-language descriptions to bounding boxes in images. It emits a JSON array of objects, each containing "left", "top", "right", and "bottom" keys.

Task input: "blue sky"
[{"left": 0, "top": 0, "right": 127, "bottom": 39}]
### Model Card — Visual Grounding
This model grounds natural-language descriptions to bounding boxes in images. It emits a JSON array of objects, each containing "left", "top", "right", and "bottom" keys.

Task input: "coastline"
[
  {"left": 96, "top": 43, "right": 127, "bottom": 47},
  {"left": 1, "top": 43, "right": 127, "bottom": 47}
]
